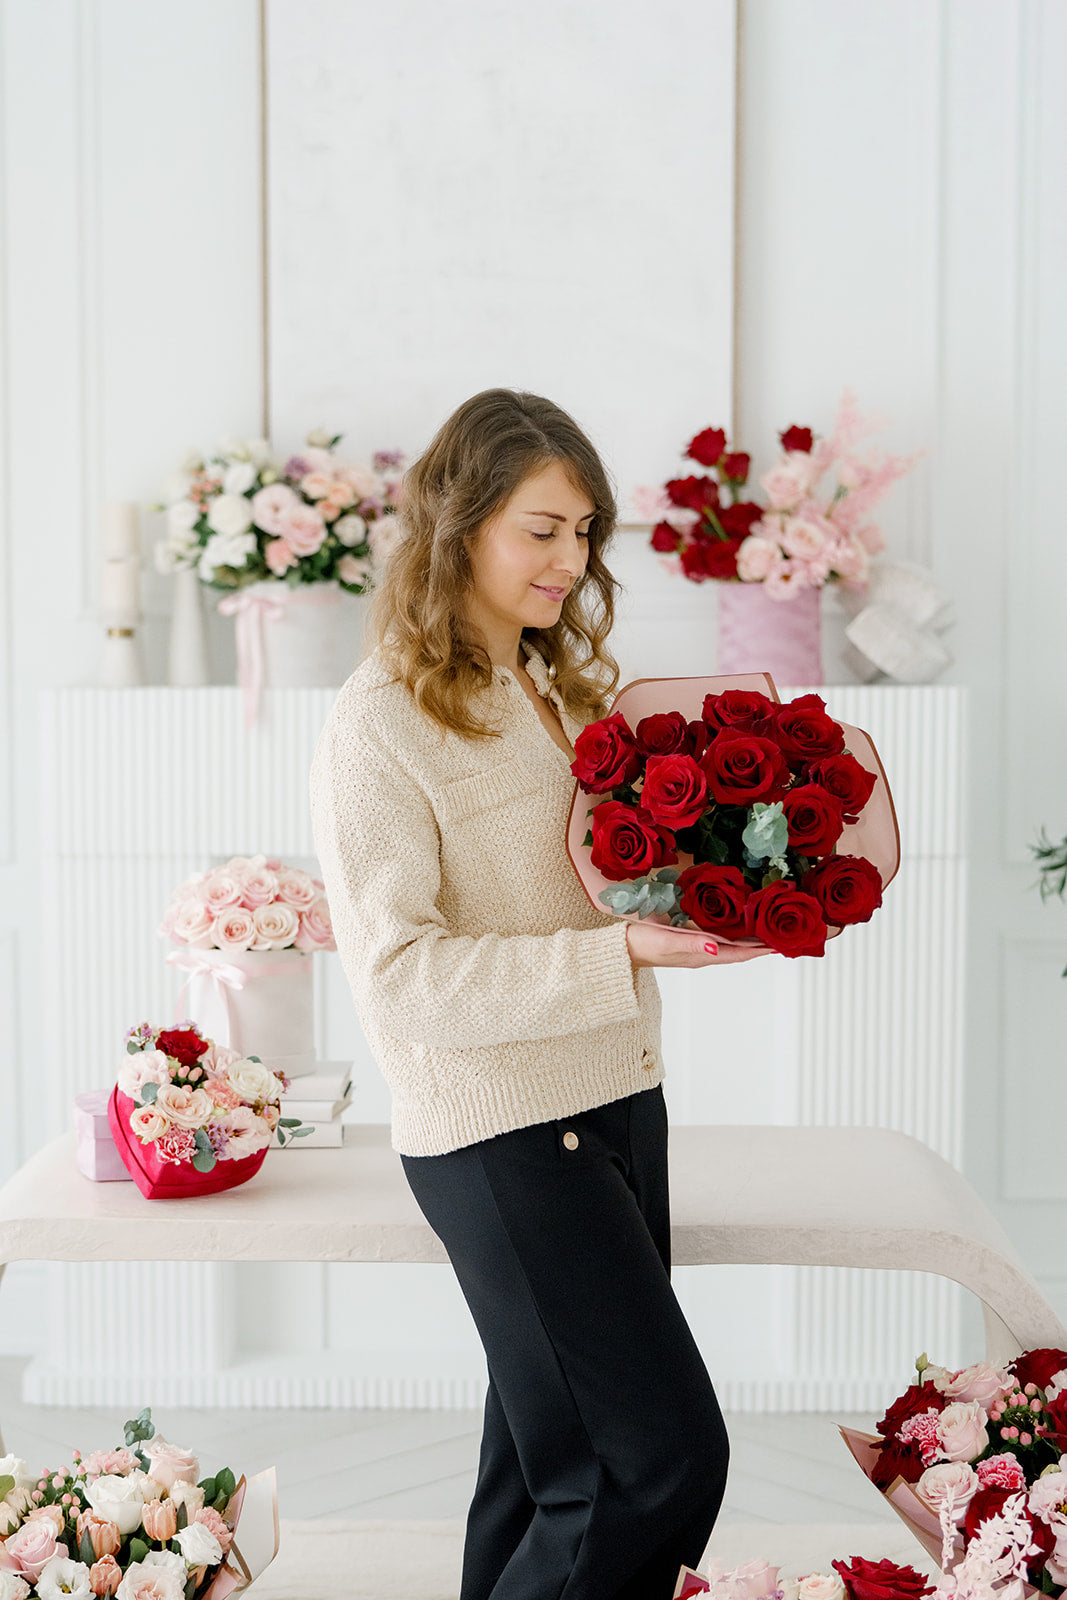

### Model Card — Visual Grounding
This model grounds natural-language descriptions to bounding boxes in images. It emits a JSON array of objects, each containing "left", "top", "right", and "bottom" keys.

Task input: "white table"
[{"left": 1, "top": 1124, "right": 1062, "bottom": 1446}]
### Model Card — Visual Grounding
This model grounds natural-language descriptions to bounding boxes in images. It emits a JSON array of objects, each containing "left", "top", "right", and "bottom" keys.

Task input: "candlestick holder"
[
  {"left": 98, "top": 553, "right": 145, "bottom": 687},
  {"left": 98, "top": 622, "right": 145, "bottom": 687}
]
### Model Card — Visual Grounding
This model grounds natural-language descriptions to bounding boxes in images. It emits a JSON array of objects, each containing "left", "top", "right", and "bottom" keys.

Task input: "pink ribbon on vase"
[
  {"left": 166, "top": 947, "right": 307, "bottom": 1048},
  {"left": 216, "top": 591, "right": 286, "bottom": 730}
]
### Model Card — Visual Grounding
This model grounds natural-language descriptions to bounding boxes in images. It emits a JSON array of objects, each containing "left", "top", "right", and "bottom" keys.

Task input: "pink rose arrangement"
[
  {"left": 635, "top": 388, "right": 924, "bottom": 600},
  {"left": 0, "top": 1406, "right": 269, "bottom": 1598},
  {"left": 842, "top": 1348, "right": 1067, "bottom": 1600},
  {"left": 158, "top": 855, "right": 336, "bottom": 955},
  {"left": 675, "top": 1555, "right": 934, "bottom": 1600},
  {"left": 153, "top": 430, "right": 406, "bottom": 593}
]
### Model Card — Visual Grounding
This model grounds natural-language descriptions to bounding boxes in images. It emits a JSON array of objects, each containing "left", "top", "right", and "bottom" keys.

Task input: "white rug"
[{"left": 248, "top": 1517, "right": 940, "bottom": 1599}]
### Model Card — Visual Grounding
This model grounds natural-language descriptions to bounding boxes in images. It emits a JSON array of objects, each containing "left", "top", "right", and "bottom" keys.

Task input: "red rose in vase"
[
  {"left": 744, "top": 881, "right": 827, "bottom": 958},
  {"left": 698, "top": 538, "right": 743, "bottom": 580},
  {"left": 155, "top": 1027, "right": 210, "bottom": 1067},
  {"left": 802, "top": 855, "right": 884, "bottom": 926},
  {"left": 666, "top": 475, "right": 719, "bottom": 512},
  {"left": 686, "top": 427, "right": 727, "bottom": 467},
  {"left": 805, "top": 752, "right": 877, "bottom": 823},
  {"left": 720, "top": 452, "right": 751, "bottom": 483},
  {"left": 782, "top": 784, "right": 846, "bottom": 858},
  {"left": 651, "top": 521, "right": 682, "bottom": 553},
  {"left": 590, "top": 800, "right": 678, "bottom": 882},
  {"left": 780, "top": 424, "right": 814, "bottom": 452},
  {"left": 676, "top": 864, "right": 750, "bottom": 938},
  {"left": 703, "top": 734, "right": 791, "bottom": 806},
  {"left": 716, "top": 500, "right": 764, "bottom": 538},
  {"left": 639, "top": 754, "right": 709, "bottom": 830},
  {"left": 571, "top": 713, "right": 643, "bottom": 793}
]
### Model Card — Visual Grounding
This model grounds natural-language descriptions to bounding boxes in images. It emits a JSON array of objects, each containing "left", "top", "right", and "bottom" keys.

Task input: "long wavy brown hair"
[{"left": 362, "top": 388, "right": 624, "bottom": 740}]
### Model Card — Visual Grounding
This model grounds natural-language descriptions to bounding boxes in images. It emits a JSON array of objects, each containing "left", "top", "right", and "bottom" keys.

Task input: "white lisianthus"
[
  {"left": 85, "top": 1471, "right": 147, "bottom": 1534},
  {"left": 198, "top": 532, "right": 257, "bottom": 580},
  {"left": 334, "top": 512, "right": 368, "bottom": 547},
  {"left": 167, "top": 500, "right": 200, "bottom": 535},
  {"left": 222, "top": 461, "right": 258, "bottom": 497},
  {"left": 0, "top": 1454, "right": 36, "bottom": 1491},
  {"left": 225, "top": 1057, "right": 285, "bottom": 1105},
  {"left": 142, "top": 1550, "right": 187, "bottom": 1578},
  {"left": 206, "top": 494, "right": 254, "bottom": 539},
  {"left": 175, "top": 1521, "right": 224, "bottom": 1567},
  {"left": 35, "top": 1556, "right": 92, "bottom": 1599},
  {"left": 117, "top": 1047, "right": 172, "bottom": 1102},
  {"left": 0, "top": 1570, "right": 31, "bottom": 1600}
]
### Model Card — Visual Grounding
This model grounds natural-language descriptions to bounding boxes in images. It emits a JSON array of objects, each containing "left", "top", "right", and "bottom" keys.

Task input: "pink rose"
[
  {"left": 201, "top": 871, "right": 244, "bottom": 916},
  {"left": 238, "top": 867, "right": 279, "bottom": 908},
  {"left": 337, "top": 553, "right": 372, "bottom": 587},
  {"left": 264, "top": 538, "right": 296, "bottom": 577},
  {"left": 274, "top": 870, "right": 317, "bottom": 909},
  {"left": 736, "top": 535, "right": 778, "bottom": 581},
  {"left": 251, "top": 482, "right": 301, "bottom": 536},
  {"left": 760, "top": 453, "right": 816, "bottom": 510},
  {"left": 170, "top": 898, "right": 214, "bottom": 948},
  {"left": 143, "top": 1435, "right": 199, "bottom": 1490},
  {"left": 4, "top": 1519, "right": 67, "bottom": 1581},
  {"left": 934, "top": 1363, "right": 1013, "bottom": 1409},
  {"left": 935, "top": 1400, "right": 989, "bottom": 1462},
  {"left": 300, "top": 471, "right": 332, "bottom": 500},
  {"left": 211, "top": 908, "right": 256, "bottom": 951},
  {"left": 251, "top": 903, "right": 299, "bottom": 950},
  {"left": 129, "top": 1106, "right": 168, "bottom": 1143},
  {"left": 278, "top": 504, "right": 326, "bottom": 556},
  {"left": 108, "top": 1562, "right": 184, "bottom": 1600},
  {"left": 153, "top": 1084, "right": 214, "bottom": 1130},
  {"left": 781, "top": 516, "right": 829, "bottom": 561},
  {"left": 200, "top": 1043, "right": 241, "bottom": 1075},
  {"left": 339, "top": 464, "right": 381, "bottom": 499},
  {"left": 294, "top": 896, "right": 335, "bottom": 951},
  {"left": 82, "top": 1449, "right": 138, "bottom": 1479},
  {"left": 916, "top": 1461, "right": 979, "bottom": 1522}
]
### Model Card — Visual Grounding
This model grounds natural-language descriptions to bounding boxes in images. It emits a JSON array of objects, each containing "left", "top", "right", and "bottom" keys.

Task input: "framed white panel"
[
  {"left": 266, "top": 0, "right": 736, "bottom": 507},
  {"left": 1001, "top": 934, "right": 1067, "bottom": 1202}
]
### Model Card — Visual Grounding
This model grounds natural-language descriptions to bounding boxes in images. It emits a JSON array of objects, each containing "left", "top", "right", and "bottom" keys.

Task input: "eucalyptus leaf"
[
  {"left": 126, "top": 1041, "right": 141, "bottom": 1055},
  {"left": 192, "top": 1150, "right": 216, "bottom": 1173},
  {"left": 140, "top": 1081, "right": 159, "bottom": 1105},
  {"left": 654, "top": 867, "right": 681, "bottom": 885},
  {"left": 193, "top": 1128, "right": 212, "bottom": 1153},
  {"left": 123, "top": 1407, "right": 154, "bottom": 1446},
  {"left": 278, "top": 1117, "right": 302, "bottom": 1128},
  {"left": 742, "top": 801, "right": 788, "bottom": 861},
  {"left": 292, "top": 1125, "right": 314, "bottom": 1138}
]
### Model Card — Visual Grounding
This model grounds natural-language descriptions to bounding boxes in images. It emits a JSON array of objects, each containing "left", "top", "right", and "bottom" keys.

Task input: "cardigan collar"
[{"left": 517, "top": 638, "right": 557, "bottom": 698}]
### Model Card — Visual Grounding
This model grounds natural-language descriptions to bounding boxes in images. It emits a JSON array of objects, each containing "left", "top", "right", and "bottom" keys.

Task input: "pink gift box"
[{"left": 74, "top": 1089, "right": 132, "bottom": 1183}]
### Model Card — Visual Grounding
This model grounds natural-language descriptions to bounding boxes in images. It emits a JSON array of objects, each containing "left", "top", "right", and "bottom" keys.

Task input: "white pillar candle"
[
  {"left": 101, "top": 501, "right": 141, "bottom": 560},
  {"left": 100, "top": 557, "right": 141, "bottom": 621}
]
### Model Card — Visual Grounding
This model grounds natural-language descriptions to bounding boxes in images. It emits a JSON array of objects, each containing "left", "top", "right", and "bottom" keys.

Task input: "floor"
[{"left": 0, "top": 1357, "right": 896, "bottom": 1527}]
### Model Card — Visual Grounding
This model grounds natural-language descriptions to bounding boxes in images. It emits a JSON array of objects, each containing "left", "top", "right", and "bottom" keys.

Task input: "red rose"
[
  {"left": 156, "top": 1026, "right": 210, "bottom": 1067},
  {"left": 806, "top": 752, "right": 877, "bottom": 823},
  {"left": 571, "top": 713, "right": 643, "bottom": 793},
  {"left": 780, "top": 425, "right": 814, "bottom": 453},
  {"left": 686, "top": 720, "right": 712, "bottom": 762},
  {"left": 720, "top": 451, "right": 751, "bottom": 483},
  {"left": 1042, "top": 1390, "right": 1067, "bottom": 1452},
  {"left": 700, "top": 538, "right": 743, "bottom": 580},
  {"left": 832, "top": 1557, "right": 934, "bottom": 1600},
  {"left": 677, "top": 864, "right": 749, "bottom": 937},
  {"left": 782, "top": 784, "right": 846, "bottom": 857},
  {"left": 744, "top": 881, "right": 827, "bottom": 957},
  {"left": 774, "top": 693, "right": 846, "bottom": 765},
  {"left": 680, "top": 542, "right": 713, "bottom": 582},
  {"left": 686, "top": 427, "right": 727, "bottom": 468},
  {"left": 650, "top": 521, "right": 681, "bottom": 553},
  {"left": 639, "top": 754, "right": 708, "bottom": 829},
  {"left": 666, "top": 474, "right": 719, "bottom": 512},
  {"left": 589, "top": 800, "right": 678, "bottom": 882},
  {"left": 703, "top": 734, "right": 791, "bottom": 806},
  {"left": 717, "top": 500, "right": 764, "bottom": 538},
  {"left": 802, "top": 855, "right": 883, "bottom": 926},
  {"left": 702, "top": 689, "right": 777, "bottom": 736},
  {"left": 1009, "top": 1347, "right": 1067, "bottom": 1392},
  {"left": 963, "top": 1485, "right": 1013, "bottom": 1543},
  {"left": 634, "top": 711, "right": 691, "bottom": 759},
  {"left": 876, "top": 1381, "right": 947, "bottom": 1439},
  {"left": 869, "top": 1434, "right": 928, "bottom": 1489}
]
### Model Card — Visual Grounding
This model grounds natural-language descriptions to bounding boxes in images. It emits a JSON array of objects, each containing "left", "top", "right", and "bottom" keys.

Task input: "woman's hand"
[{"left": 625, "top": 920, "right": 773, "bottom": 969}]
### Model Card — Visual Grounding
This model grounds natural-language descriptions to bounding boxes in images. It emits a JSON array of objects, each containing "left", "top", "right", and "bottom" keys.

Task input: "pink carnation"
[
  {"left": 977, "top": 1454, "right": 1027, "bottom": 1490},
  {"left": 82, "top": 1447, "right": 139, "bottom": 1479},
  {"left": 194, "top": 1505, "right": 234, "bottom": 1553},
  {"left": 899, "top": 1408, "right": 944, "bottom": 1466},
  {"left": 155, "top": 1128, "right": 198, "bottom": 1166}
]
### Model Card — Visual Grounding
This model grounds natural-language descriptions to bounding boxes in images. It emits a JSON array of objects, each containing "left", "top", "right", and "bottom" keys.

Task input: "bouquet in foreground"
[
  {"left": 0, "top": 1406, "right": 277, "bottom": 1598},
  {"left": 108, "top": 1022, "right": 309, "bottom": 1199},
  {"left": 568, "top": 678, "right": 898, "bottom": 958},
  {"left": 840, "top": 1347, "right": 1067, "bottom": 1598},
  {"left": 154, "top": 431, "right": 406, "bottom": 594},
  {"left": 159, "top": 855, "right": 335, "bottom": 955},
  {"left": 675, "top": 1553, "right": 935, "bottom": 1600}
]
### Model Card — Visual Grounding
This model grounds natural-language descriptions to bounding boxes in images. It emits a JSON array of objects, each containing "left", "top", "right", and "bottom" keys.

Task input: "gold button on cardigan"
[{"left": 309, "top": 636, "right": 665, "bottom": 1156}]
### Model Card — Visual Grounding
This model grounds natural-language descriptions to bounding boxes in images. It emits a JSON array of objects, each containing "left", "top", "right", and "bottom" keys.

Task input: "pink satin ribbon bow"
[
  {"left": 166, "top": 947, "right": 302, "bottom": 1047},
  {"left": 216, "top": 591, "right": 285, "bottom": 729}
]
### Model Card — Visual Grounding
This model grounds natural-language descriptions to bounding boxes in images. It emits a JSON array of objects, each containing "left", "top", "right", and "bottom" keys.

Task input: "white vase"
[
  {"left": 242, "top": 579, "right": 364, "bottom": 689},
  {"left": 167, "top": 566, "right": 210, "bottom": 686},
  {"left": 178, "top": 947, "right": 316, "bottom": 1074}
]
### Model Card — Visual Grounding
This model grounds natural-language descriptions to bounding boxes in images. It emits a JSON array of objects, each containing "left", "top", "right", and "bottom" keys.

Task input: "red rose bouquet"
[
  {"left": 567, "top": 673, "right": 898, "bottom": 958},
  {"left": 840, "top": 1348, "right": 1067, "bottom": 1598}
]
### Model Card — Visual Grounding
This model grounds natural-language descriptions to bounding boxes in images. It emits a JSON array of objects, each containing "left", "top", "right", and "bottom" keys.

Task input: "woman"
[{"left": 309, "top": 388, "right": 769, "bottom": 1599}]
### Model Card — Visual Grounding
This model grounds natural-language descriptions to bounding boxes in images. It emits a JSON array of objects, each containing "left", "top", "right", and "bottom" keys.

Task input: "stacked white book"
[{"left": 273, "top": 1061, "right": 352, "bottom": 1148}]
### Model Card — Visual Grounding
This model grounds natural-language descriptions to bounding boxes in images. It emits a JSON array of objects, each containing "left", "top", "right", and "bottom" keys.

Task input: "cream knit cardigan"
[{"left": 308, "top": 635, "right": 664, "bottom": 1156}]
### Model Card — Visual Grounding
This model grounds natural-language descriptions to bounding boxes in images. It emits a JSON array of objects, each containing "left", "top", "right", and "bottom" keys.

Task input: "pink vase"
[{"left": 716, "top": 581, "right": 823, "bottom": 685}]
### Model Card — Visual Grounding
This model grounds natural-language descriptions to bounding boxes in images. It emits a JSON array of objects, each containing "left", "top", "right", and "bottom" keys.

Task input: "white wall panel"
[{"left": 266, "top": 0, "right": 736, "bottom": 508}]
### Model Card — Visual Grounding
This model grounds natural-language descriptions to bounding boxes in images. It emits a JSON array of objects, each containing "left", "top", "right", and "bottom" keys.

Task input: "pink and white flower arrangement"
[
  {"left": 675, "top": 1554, "right": 935, "bottom": 1600},
  {"left": 117, "top": 1022, "right": 309, "bottom": 1169},
  {"left": 636, "top": 388, "right": 925, "bottom": 601},
  {"left": 153, "top": 430, "right": 405, "bottom": 594},
  {"left": 158, "top": 855, "right": 336, "bottom": 955},
  {"left": 0, "top": 1408, "right": 272, "bottom": 1598}
]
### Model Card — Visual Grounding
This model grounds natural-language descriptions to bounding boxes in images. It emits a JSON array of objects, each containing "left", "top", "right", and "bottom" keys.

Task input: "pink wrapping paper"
[
  {"left": 674, "top": 1568, "right": 711, "bottom": 1597},
  {"left": 201, "top": 1468, "right": 280, "bottom": 1599}
]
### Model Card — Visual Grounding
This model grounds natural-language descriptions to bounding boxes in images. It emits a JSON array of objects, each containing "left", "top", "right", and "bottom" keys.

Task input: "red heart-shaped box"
[
  {"left": 565, "top": 672, "right": 901, "bottom": 942},
  {"left": 107, "top": 1085, "right": 269, "bottom": 1201}
]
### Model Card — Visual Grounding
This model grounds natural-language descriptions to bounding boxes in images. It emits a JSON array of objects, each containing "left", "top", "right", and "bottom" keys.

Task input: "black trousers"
[{"left": 401, "top": 1085, "right": 729, "bottom": 1600}]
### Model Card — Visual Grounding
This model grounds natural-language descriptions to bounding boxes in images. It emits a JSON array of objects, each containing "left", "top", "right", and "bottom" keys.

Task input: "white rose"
[
  {"left": 782, "top": 1575, "right": 845, "bottom": 1600},
  {"left": 337, "top": 553, "right": 372, "bottom": 588},
  {"left": 334, "top": 513, "right": 368, "bottom": 547},
  {"left": 0, "top": 1454, "right": 36, "bottom": 1492},
  {"left": 143, "top": 1435, "right": 199, "bottom": 1490},
  {"left": 222, "top": 462, "right": 257, "bottom": 497},
  {"left": 0, "top": 1570, "right": 31, "bottom": 1600},
  {"left": 85, "top": 1471, "right": 147, "bottom": 1534},
  {"left": 198, "top": 532, "right": 256, "bottom": 579},
  {"left": 166, "top": 500, "right": 200, "bottom": 535},
  {"left": 115, "top": 1560, "right": 185, "bottom": 1600},
  {"left": 142, "top": 1550, "right": 187, "bottom": 1577},
  {"left": 251, "top": 902, "right": 300, "bottom": 949},
  {"left": 306, "top": 428, "right": 335, "bottom": 449},
  {"left": 167, "top": 1480, "right": 205, "bottom": 1515},
  {"left": 225, "top": 1057, "right": 284, "bottom": 1104},
  {"left": 206, "top": 494, "right": 254, "bottom": 539},
  {"left": 917, "top": 1460, "right": 979, "bottom": 1521},
  {"left": 367, "top": 513, "right": 403, "bottom": 561},
  {"left": 175, "top": 1522, "right": 223, "bottom": 1567},
  {"left": 936, "top": 1400, "right": 989, "bottom": 1463},
  {"left": 36, "top": 1556, "right": 92, "bottom": 1599},
  {"left": 127, "top": 1468, "right": 163, "bottom": 1502}
]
